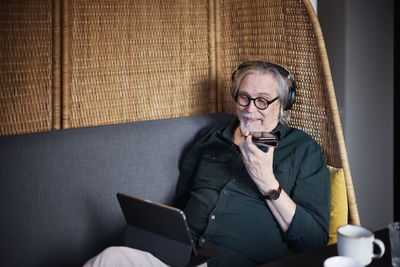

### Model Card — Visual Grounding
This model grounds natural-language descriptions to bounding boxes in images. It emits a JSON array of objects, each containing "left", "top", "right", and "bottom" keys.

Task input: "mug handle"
[{"left": 372, "top": 238, "right": 385, "bottom": 259}]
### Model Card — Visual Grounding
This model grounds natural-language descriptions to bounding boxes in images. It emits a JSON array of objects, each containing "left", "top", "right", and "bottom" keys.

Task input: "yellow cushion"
[{"left": 327, "top": 165, "right": 348, "bottom": 245}]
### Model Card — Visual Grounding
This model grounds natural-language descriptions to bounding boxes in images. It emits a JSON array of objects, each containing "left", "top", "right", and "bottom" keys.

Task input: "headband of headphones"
[{"left": 231, "top": 61, "right": 296, "bottom": 110}]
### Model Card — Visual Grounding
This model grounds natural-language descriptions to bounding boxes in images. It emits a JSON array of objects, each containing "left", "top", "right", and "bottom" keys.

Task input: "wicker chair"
[
  {"left": 214, "top": 0, "right": 360, "bottom": 226},
  {"left": 0, "top": 0, "right": 359, "bottom": 225}
]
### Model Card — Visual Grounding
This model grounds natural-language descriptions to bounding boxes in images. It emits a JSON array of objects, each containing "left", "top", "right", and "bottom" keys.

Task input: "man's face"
[{"left": 236, "top": 72, "right": 281, "bottom": 133}]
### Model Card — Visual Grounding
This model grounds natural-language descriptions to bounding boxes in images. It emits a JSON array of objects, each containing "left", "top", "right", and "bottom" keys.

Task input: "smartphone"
[{"left": 251, "top": 132, "right": 278, "bottom": 147}]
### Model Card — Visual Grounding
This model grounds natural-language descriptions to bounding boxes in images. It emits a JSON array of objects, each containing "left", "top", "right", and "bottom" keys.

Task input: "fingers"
[
  {"left": 239, "top": 139, "right": 249, "bottom": 162},
  {"left": 243, "top": 133, "right": 258, "bottom": 153},
  {"left": 240, "top": 134, "right": 257, "bottom": 165},
  {"left": 240, "top": 147, "right": 249, "bottom": 164},
  {"left": 266, "top": 146, "right": 274, "bottom": 154},
  {"left": 240, "top": 134, "right": 252, "bottom": 152}
]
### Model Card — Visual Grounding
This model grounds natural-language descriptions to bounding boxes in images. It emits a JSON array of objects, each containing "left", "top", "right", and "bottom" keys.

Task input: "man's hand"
[{"left": 239, "top": 133, "right": 279, "bottom": 195}]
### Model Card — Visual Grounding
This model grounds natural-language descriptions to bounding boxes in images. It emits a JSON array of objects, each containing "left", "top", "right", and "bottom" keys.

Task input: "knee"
[
  {"left": 84, "top": 246, "right": 126, "bottom": 267},
  {"left": 99, "top": 246, "right": 126, "bottom": 262},
  {"left": 84, "top": 246, "right": 167, "bottom": 267}
]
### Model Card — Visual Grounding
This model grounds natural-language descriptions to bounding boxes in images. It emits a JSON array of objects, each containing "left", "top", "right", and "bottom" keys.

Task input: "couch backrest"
[{"left": 0, "top": 112, "right": 234, "bottom": 267}]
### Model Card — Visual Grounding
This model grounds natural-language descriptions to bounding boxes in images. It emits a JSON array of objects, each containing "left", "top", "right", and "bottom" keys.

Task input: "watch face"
[{"left": 270, "top": 190, "right": 280, "bottom": 200}]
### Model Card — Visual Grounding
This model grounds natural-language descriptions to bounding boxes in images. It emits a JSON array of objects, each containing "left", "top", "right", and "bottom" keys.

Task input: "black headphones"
[{"left": 231, "top": 61, "right": 296, "bottom": 111}]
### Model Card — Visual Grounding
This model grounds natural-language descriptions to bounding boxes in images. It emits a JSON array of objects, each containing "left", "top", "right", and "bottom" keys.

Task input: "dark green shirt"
[{"left": 174, "top": 118, "right": 330, "bottom": 265}]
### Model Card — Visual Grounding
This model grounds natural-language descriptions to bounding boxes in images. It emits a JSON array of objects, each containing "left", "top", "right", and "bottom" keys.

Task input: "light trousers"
[{"left": 83, "top": 246, "right": 207, "bottom": 267}]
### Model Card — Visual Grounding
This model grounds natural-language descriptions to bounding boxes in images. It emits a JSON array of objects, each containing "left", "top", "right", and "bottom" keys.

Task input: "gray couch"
[{"left": 0, "top": 113, "right": 234, "bottom": 267}]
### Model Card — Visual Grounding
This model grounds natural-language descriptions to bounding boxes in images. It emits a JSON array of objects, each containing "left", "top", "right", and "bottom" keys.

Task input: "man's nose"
[{"left": 246, "top": 100, "right": 259, "bottom": 113}]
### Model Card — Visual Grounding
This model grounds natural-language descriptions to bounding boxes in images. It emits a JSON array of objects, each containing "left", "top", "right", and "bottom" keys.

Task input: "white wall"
[{"left": 319, "top": 0, "right": 394, "bottom": 230}]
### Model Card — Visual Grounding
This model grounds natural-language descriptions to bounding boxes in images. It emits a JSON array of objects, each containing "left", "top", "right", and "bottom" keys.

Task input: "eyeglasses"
[{"left": 234, "top": 93, "right": 279, "bottom": 110}]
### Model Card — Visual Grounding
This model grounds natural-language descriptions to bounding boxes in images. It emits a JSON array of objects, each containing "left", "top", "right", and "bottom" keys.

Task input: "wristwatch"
[{"left": 264, "top": 185, "right": 282, "bottom": 200}]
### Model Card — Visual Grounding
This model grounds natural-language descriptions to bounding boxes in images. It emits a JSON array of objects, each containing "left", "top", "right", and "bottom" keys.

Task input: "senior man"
[{"left": 84, "top": 61, "right": 330, "bottom": 266}]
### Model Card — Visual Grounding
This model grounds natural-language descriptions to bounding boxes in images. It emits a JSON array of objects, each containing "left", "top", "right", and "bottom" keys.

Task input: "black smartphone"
[{"left": 251, "top": 133, "right": 278, "bottom": 147}]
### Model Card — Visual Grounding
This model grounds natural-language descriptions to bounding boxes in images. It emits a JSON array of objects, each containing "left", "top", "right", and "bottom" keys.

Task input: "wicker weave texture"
[
  {"left": 64, "top": 0, "right": 210, "bottom": 128},
  {"left": 0, "top": 0, "right": 53, "bottom": 135},
  {"left": 217, "top": 0, "right": 340, "bottom": 168}
]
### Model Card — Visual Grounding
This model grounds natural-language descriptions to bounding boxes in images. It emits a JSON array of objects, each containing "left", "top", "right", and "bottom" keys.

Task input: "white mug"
[{"left": 337, "top": 224, "right": 385, "bottom": 266}]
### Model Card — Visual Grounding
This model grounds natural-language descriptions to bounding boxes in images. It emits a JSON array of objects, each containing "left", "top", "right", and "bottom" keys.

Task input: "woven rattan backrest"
[
  {"left": 63, "top": 0, "right": 212, "bottom": 128},
  {"left": 216, "top": 0, "right": 359, "bottom": 225},
  {"left": 0, "top": 0, "right": 53, "bottom": 135}
]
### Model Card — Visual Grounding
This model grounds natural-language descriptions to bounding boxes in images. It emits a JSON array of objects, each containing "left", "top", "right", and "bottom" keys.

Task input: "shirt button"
[
  {"left": 200, "top": 238, "right": 206, "bottom": 244},
  {"left": 211, "top": 215, "right": 216, "bottom": 220}
]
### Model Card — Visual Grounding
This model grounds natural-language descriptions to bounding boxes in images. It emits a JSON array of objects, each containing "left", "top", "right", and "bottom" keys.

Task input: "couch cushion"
[
  {"left": 327, "top": 165, "right": 348, "bottom": 245},
  {"left": 0, "top": 113, "right": 234, "bottom": 267}
]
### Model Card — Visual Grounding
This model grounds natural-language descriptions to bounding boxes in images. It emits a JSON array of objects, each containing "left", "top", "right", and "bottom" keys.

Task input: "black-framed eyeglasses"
[{"left": 234, "top": 93, "right": 279, "bottom": 110}]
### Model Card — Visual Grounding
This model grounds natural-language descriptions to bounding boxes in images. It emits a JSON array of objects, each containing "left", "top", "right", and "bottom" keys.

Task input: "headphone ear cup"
[{"left": 284, "top": 84, "right": 296, "bottom": 111}]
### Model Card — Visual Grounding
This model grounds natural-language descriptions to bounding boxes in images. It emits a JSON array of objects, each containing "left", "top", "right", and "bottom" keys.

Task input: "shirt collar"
[
  {"left": 270, "top": 122, "right": 288, "bottom": 140},
  {"left": 220, "top": 117, "right": 239, "bottom": 143}
]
